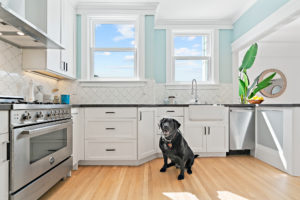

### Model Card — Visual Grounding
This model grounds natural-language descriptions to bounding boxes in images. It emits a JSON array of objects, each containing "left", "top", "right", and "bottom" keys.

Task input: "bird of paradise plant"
[{"left": 239, "top": 43, "right": 276, "bottom": 104}]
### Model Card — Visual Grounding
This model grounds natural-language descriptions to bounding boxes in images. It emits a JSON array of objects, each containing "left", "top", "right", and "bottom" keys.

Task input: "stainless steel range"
[{"left": 1, "top": 97, "right": 73, "bottom": 200}]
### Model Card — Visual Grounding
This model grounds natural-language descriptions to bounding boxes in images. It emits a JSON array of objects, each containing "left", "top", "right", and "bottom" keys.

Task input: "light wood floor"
[{"left": 40, "top": 156, "right": 300, "bottom": 200}]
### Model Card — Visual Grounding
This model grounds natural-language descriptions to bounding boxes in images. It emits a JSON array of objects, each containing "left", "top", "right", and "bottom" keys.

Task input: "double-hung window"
[
  {"left": 170, "top": 30, "right": 215, "bottom": 84},
  {"left": 90, "top": 17, "right": 139, "bottom": 80}
]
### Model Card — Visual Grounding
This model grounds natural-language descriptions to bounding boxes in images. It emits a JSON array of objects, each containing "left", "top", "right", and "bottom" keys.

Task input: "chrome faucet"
[{"left": 191, "top": 79, "right": 198, "bottom": 103}]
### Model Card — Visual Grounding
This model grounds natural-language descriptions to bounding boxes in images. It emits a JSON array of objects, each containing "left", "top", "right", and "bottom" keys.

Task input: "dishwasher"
[{"left": 229, "top": 107, "right": 255, "bottom": 150}]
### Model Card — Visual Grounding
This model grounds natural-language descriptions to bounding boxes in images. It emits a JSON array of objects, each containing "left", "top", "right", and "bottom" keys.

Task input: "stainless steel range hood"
[{"left": 0, "top": 3, "right": 63, "bottom": 49}]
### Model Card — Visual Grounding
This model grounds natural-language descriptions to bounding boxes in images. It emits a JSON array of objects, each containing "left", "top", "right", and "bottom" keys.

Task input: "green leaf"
[
  {"left": 239, "top": 79, "right": 246, "bottom": 97},
  {"left": 248, "top": 72, "right": 276, "bottom": 99},
  {"left": 239, "top": 43, "right": 258, "bottom": 72},
  {"left": 243, "top": 72, "right": 249, "bottom": 87},
  {"left": 247, "top": 74, "right": 261, "bottom": 97}
]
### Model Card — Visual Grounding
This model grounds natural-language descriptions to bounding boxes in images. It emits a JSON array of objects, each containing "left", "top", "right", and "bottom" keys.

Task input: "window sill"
[
  {"left": 165, "top": 82, "right": 220, "bottom": 90},
  {"left": 78, "top": 79, "right": 148, "bottom": 87}
]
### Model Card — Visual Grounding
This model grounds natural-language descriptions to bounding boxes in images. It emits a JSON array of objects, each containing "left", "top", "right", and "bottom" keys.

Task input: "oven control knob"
[
  {"left": 36, "top": 112, "right": 43, "bottom": 118},
  {"left": 22, "top": 113, "right": 31, "bottom": 120},
  {"left": 46, "top": 113, "right": 51, "bottom": 118}
]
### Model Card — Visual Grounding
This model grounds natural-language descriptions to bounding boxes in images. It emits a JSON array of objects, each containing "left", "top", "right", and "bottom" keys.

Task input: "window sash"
[
  {"left": 90, "top": 48, "right": 137, "bottom": 80},
  {"left": 170, "top": 31, "right": 213, "bottom": 83},
  {"left": 173, "top": 57, "right": 211, "bottom": 82}
]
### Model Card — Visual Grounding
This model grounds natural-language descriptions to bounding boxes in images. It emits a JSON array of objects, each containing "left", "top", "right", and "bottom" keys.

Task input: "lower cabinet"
[
  {"left": 0, "top": 133, "right": 9, "bottom": 200},
  {"left": 85, "top": 140, "right": 137, "bottom": 160},
  {"left": 138, "top": 108, "right": 156, "bottom": 160}
]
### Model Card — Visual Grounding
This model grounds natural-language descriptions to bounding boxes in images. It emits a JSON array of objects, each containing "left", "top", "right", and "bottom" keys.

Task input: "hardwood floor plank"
[{"left": 39, "top": 156, "right": 300, "bottom": 200}]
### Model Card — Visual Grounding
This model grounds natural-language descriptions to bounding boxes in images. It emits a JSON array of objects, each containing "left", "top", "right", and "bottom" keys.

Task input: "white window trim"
[
  {"left": 166, "top": 29, "right": 219, "bottom": 85},
  {"left": 80, "top": 14, "right": 145, "bottom": 83}
]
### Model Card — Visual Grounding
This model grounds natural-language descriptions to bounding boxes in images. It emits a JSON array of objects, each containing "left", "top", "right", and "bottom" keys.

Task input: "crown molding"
[
  {"left": 76, "top": 2, "right": 159, "bottom": 15},
  {"left": 154, "top": 19, "right": 233, "bottom": 29}
]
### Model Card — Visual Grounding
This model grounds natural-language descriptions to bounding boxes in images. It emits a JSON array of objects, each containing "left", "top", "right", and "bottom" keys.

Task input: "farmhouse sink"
[{"left": 188, "top": 105, "right": 226, "bottom": 121}]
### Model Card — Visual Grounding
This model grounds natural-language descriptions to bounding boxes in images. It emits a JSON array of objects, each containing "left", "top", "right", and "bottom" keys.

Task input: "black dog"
[{"left": 159, "top": 118, "right": 198, "bottom": 180}]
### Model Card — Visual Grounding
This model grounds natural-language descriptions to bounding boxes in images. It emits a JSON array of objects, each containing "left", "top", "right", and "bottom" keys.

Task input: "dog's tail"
[{"left": 194, "top": 154, "right": 199, "bottom": 158}]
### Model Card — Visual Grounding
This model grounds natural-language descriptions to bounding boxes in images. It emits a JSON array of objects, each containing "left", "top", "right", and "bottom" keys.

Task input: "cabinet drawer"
[
  {"left": 85, "top": 119, "right": 136, "bottom": 139},
  {"left": 157, "top": 107, "right": 184, "bottom": 117},
  {"left": 85, "top": 140, "right": 137, "bottom": 160},
  {"left": 0, "top": 111, "right": 8, "bottom": 134},
  {"left": 85, "top": 107, "right": 137, "bottom": 119}
]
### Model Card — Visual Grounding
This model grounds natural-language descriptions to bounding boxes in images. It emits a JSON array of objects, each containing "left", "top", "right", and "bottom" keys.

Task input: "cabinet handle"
[
  {"left": 2, "top": 140, "right": 9, "bottom": 162},
  {"left": 105, "top": 128, "right": 115, "bottom": 130},
  {"left": 105, "top": 112, "right": 115, "bottom": 114},
  {"left": 66, "top": 63, "right": 68, "bottom": 71},
  {"left": 204, "top": 127, "right": 206, "bottom": 135},
  {"left": 106, "top": 149, "right": 116, "bottom": 152},
  {"left": 140, "top": 112, "right": 142, "bottom": 121},
  {"left": 208, "top": 127, "right": 210, "bottom": 135},
  {"left": 166, "top": 110, "right": 175, "bottom": 113}
]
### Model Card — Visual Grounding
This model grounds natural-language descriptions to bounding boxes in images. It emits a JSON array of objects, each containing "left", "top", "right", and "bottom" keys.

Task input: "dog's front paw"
[
  {"left": 160, "top": 167, "right": 167, "bottom": 172},
  {"left": 187, "top": 169, "right": 192, "bottom": 174},
  {"left": 177, "top": 174, "right": 184, "bottom": 180}
]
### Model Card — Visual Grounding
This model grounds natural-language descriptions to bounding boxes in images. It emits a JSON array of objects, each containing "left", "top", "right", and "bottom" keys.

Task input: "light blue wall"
[
  {"left": 233, "top": 0, "right": 290, "bottom": 41},
  {"left": 145, "top": 16, "right": 166, "bottom": 83},
  {"left": 219, "top": 30, "right": 233, "bottom": 83},
  {"left": 76, "top": 15, "right": 81, "bottom": 79}
]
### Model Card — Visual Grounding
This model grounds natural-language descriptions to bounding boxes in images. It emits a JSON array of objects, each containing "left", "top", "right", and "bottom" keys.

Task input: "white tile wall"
[
  {"left": 58, "top": 79, "right": 233, "bottom": 104},
  {"left": 0, "top": 41, "right": 58, "bottom": 99}
]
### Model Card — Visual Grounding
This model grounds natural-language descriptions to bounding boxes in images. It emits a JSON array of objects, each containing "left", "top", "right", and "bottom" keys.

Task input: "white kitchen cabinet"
[
  {"left": 184, "top": 106, "right": 229, "bottom": 156},
  {"left": 71, "top": 108, "right": 79, "bottom": 170},
  {"left": 60, "top": 0, "right": 75, "bottom": 78},
  {"left": 138, "top": 108, "right": 156, "bottom": 160},
  {"left": 23, "top": 0, "right": 76, "bottom": 79},
  {"left": 0, "top": 111, "right": 9, "bottom": 200},
  {"left": 84, "top": 107, "right": 137, "bottom": 162}
]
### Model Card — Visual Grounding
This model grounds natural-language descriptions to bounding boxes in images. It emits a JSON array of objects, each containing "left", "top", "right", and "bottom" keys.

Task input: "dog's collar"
[{"left": 162, "top": 131, "right": 177, "bottom": 143}]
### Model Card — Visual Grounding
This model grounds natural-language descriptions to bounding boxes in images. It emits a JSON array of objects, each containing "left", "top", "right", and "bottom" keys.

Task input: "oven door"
[{"left": 10, "top": 119, "right": 72, "bottom": 192}]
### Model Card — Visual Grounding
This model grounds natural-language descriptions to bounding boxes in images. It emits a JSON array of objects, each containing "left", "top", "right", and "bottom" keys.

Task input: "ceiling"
[
  {"left": 72, "top": 0, "right": 257, "bottom": 22},
  {"left": 261, "top": 17, "right": 300, "bottom": 43}
]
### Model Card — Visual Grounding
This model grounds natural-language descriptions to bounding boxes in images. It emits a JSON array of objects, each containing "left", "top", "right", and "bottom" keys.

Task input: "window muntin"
[
  {"left": 91, "top": 21, "right": 137, "bottom": 80},
  {"left": 172, "top": 33, "right": 211, "bottom": 83}
]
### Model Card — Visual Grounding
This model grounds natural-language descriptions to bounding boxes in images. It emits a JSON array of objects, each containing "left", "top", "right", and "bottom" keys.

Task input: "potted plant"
[{"left": 238, "top": 43, "right": 276, "bottom": 104}]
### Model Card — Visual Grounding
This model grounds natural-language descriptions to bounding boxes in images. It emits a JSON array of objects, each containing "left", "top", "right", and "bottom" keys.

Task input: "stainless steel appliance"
[
  {"left": 229, "top": 107, "right": 255, "bottom": 150},
  {"left": 0, "top": 97, "right": 72, "bottom": 200}
]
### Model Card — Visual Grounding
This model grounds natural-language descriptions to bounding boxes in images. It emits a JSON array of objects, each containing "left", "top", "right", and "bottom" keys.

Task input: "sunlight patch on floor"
[
  {"left": 163, "top": 192, "right": 199, "bottom": 200},
  {"left": 217, "top": 191, "right": 249, "bottom": 200}
]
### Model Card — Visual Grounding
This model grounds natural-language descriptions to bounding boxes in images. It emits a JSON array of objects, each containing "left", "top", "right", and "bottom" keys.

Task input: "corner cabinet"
[
  {"left": 184, "top": 106, "right": 229, "bottom": 156},
  {"left": 137, "top": 108, "right": 156, "bottom": 160}
]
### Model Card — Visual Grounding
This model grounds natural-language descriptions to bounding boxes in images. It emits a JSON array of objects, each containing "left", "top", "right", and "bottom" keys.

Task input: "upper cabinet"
[
  {"left": 22, "top": 0, "right": 76, "bottom": 79},
  {"left": 60, "top": 0, "right": 75, "bottom": 78}
]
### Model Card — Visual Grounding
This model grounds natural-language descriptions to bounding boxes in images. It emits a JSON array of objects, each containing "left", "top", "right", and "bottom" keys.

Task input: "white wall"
[{"left": 239, "top": 42, "right": 300, "bottom": 103}]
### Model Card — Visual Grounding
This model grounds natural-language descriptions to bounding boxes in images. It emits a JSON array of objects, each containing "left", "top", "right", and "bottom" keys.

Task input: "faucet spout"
[{"left": 191, "top": 79, "right": 198, "bottom": 103}]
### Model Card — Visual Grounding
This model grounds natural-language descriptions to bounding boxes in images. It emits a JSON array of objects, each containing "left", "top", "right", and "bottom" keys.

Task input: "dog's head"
[{"left": 159, "top": 118, "right": 181, "bottom": 138}]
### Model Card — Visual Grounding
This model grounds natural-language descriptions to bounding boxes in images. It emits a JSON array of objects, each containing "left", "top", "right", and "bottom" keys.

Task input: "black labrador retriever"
[{"left": 159, "top": 118, "right": 198, "bottom": 180}]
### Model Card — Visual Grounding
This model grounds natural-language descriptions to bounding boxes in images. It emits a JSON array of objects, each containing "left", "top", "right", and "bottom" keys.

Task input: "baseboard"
[{"left": 255, "top": 145, "right": 285, "bottom": 172}]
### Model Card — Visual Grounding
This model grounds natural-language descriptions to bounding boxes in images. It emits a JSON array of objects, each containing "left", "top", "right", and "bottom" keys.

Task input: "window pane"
[
  {"left": 175, "top": 60, "right": 208, "bottom": 82},
  {"left": 94, "top": 51, "right": 135, "bottom": 78},
  {"left": 174, "top": 36, "right": 207, "bottom": 56},
  {"left": 95, "top": 24, "right": 135, "bottom": 48}
]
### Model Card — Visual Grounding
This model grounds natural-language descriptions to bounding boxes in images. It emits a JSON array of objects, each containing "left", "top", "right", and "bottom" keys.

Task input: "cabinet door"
[
  {"left": 184, "top": 124, "right": 206, "bottom": 153},
  {"left": 47, "top": 0, "right": 61, "bottom": 43},
  {"left": 72, "top": 112, "right": 79, "bottom": 167},
  {"left": 138, "top": 108, "right": 156, "bottom": 159},
  {"left": 0, "top": 133, "right": 9, "bottom": 200},
  {"left": 61, "top": 0, "right": 75, "bottom": 77},
  {"left": 206, "top": 125, "right": 227, "bottom": 152}
]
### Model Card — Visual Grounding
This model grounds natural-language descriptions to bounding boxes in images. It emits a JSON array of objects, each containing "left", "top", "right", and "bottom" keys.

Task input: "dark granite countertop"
[
  {"left": 0, "top": 104, "right": 12, "bottom": 110},
  {"left": 72, "top": 103, "right": 300, "bottom": 108}
]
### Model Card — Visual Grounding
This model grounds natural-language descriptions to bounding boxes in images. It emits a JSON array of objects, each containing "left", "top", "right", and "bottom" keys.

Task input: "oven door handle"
[{"left": 21, "top": 121, "right": 72, "bottom": 138}]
